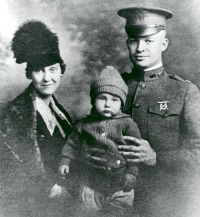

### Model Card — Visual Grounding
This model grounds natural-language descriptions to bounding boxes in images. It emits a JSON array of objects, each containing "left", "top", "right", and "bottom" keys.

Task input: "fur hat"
[
  {"left": 90, "top": 66, "right": 128, "bottom": 106},
  {"left": 11, "top": 20, "right": 66, "bottom": 76}
]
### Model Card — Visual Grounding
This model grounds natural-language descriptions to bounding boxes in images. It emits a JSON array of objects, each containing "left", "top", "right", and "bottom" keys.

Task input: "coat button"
[
  {"left": 140, "top": 83, "right": 146, "bottom": 89},
  {"left": 133, "top": 103, "right": 140, "bottom": 108},
  {"left": 101, "top": 132, "right": 106, "bottom": 137},
  {"left": 39, "top": 135, "right": 45, "bottom": 140}
]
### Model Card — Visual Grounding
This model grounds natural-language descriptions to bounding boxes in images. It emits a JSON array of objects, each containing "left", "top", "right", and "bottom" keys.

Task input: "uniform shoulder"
[
  {"left": 168, "top": 74, "right": 200, "bottom": 96},
  {"left": 168, "top": 74, "right": 191, "bottom": 83}
]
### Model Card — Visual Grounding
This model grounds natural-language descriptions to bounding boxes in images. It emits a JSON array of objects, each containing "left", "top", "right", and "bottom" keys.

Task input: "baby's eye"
[{"left": 97, "top": 96, "right": 106, "bottom": 100}]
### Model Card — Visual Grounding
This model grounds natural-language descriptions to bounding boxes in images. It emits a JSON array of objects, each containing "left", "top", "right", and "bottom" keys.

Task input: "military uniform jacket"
[
  {"left": 60, "top": 108, "right": 141, "bottom": 194},
  {"left": 122, "top": 66, "right": 200, "bottom": 217}
]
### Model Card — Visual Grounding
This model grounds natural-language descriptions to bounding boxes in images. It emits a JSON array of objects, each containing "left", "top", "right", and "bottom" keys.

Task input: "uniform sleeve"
[
  {"left": 60, "top": 124, "right": 82, "bottom": 166},
  {"left": 123, "top": 118, "right": 141, "bottom": 176},
  {"left": 156, "top": 82, "right": 200, "bottom": 179}
]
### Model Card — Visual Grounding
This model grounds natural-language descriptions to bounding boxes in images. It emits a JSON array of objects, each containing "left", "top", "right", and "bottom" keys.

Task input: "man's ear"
[{"left": 161, "top": 38, "right": 169, "bottom": 52}]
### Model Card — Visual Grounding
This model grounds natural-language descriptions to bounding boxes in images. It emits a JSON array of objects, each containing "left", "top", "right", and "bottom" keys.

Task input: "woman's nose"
[{"left": 43, "top": 70, "right": 51, "bottom": 81}]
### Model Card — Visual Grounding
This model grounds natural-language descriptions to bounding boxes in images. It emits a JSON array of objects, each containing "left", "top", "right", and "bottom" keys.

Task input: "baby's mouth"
[{"left": 103, "top": 110, "right": 113, "bottom": 115}]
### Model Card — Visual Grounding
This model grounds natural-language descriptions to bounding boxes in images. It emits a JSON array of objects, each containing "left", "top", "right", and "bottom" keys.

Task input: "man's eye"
[
  {"left": 146, "top": 40, "right": 153, "bottom": 44},
  {"left": 129, "top": 39, "right": 137, "bottom": 44},
  {"left": 113, "top": 98, "right": 119, "bottom": 102}
]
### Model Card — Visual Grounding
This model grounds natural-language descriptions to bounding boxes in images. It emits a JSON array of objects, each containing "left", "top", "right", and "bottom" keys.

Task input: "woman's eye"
[
  {"left": 50, "top": 67, "right": 57, "bottom": 72},
  {"left": 33, "top": 70, "right": 42, "bottom": 74}
]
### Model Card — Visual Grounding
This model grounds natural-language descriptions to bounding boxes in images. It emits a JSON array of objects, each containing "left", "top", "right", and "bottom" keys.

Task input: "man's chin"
[{"left": 134, "top": 62, "right": 149, "bottom": 70}]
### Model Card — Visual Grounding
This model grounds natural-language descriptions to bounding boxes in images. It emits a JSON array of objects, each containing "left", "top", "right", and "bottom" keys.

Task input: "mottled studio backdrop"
[{"left": 1, "top": 0, "right": 200, "bottom": 120}]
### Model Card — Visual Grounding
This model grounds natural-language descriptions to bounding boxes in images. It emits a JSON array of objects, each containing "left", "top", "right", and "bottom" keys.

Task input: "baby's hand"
[
  {"left": 49, "top": 184, "right": 62, "bottom": 198},
  {"left": 59, "top": 165, "right": 69, "bottom": 175},
  {"left": 123, "top": 173, "right": 137, "bottom": 192}
]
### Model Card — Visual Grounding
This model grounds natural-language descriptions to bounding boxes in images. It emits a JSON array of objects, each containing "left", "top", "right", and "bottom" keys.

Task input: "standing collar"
[
  {"left": 131, "top": 66, "right": 166, "bottom": 81},
  {"left": 144, "top": 62, "right": 163, "bottom": 71}
]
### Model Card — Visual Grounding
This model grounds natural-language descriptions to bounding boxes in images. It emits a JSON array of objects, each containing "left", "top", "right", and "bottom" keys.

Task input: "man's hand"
[
  {"left": 118, "top": 136, "right": 156, "bottom": 166},
  {"left": 83, "top": 148, "right": 107, "bottom": 170},
  {"left": 59, "top": 165, "right": 69, "bottom": 175}
]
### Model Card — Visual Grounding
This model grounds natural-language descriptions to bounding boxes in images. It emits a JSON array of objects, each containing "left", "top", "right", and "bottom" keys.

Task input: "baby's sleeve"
[
  {"left": 60, "top": 124, "right": 82, "bottom": 166},
  {"left": 123, "top": 117, "right": 141, "bottom": 139}
]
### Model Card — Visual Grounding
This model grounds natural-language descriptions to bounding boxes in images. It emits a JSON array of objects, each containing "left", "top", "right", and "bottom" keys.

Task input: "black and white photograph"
[{"left": 1, "top": 0, "right": 200, "bottom": 217}]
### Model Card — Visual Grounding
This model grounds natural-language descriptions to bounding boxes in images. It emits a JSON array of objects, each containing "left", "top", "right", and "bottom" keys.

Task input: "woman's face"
[{"left": 31, "top": 63, "right": 62, "bottom": 96}]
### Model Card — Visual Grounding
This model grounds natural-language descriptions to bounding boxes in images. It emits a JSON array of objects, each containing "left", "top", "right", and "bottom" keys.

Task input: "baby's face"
[{"left": 94, "top": 93, "right": 121, "bottom": 118}]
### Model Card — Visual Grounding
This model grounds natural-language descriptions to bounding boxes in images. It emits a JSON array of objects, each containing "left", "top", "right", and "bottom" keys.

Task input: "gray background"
[{"left": 1, "top": 0, "right": 200, "bottom": 120}]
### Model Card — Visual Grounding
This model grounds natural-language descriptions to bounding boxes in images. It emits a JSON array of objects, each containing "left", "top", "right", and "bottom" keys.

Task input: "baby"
[{"left": 59, "top": 66, "right": 141, "bottom": 216}]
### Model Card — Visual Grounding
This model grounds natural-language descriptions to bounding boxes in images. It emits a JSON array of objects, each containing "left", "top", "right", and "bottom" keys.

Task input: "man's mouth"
[{"left": 135, "top": 55, "right": 148, "bottom": 60}]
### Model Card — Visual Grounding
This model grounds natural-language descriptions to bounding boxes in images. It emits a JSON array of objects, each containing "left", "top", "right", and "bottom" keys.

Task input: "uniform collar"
[
  {"left": 144, "top": 62, "right": 163, "bottom": 71},
  {"left": 132, "top": 66, "right": 166, "bottom": 81}
]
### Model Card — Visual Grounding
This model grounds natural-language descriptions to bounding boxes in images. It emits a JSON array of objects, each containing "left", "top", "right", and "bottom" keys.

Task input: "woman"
[{"left": 0, "top": 20, "right": 72, "bottom": 217}]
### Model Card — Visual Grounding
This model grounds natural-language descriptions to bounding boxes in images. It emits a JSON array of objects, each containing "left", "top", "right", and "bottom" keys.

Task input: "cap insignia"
[{"left": 135, "top": 9, "right": 145, "bottom": 21}]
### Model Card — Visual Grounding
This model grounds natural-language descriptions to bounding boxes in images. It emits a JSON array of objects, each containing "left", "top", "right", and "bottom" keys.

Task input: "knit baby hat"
[{"left": 90, "top": 66, "right": 128, "bottom": 106}]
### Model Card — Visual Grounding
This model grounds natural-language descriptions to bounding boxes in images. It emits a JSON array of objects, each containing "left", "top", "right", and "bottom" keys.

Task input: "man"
[
  {"left": 84, "top": 7, "right": 200, "bottom": 217},
  {"left": 116, "top": 7, "right": 200, "bottom": 217}
]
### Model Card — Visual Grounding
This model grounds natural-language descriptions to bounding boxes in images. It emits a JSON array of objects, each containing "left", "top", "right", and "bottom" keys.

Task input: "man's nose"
[{"left": 137, "top": 40, "right": 145, "bottom": 52}]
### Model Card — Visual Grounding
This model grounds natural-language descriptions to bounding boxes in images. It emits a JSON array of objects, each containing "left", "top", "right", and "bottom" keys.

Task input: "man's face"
[
  {"left": 126, "top": 30, "right": 168, "bottom": 70},
  {"left": 31, "top": 63, "right": 62, "bottom": 96}
]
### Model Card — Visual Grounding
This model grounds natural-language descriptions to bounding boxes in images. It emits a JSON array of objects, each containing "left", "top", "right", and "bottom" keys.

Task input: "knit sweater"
[{"left": 60, "top": 108, "right": 141, "bottom": 193}]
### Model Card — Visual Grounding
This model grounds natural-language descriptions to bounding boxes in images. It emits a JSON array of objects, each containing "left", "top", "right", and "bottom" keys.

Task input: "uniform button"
[
  {"left": 163, "top": 113, "right": 168, "bottom": 118},
  {"left": 101, "top": 132, "right": 106, "bottom": 137},
  {"left": 133, "top": 103, "right": 140, "bottom": 108},
  {"left": 140, "top": 83, "right": 146, "bottom": 89},
  {"left": 107, "top": 167, "right": 111, "bottom": 170},
  {"left": 117, "top": 160, "right": 121, "bottom": 165}
]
